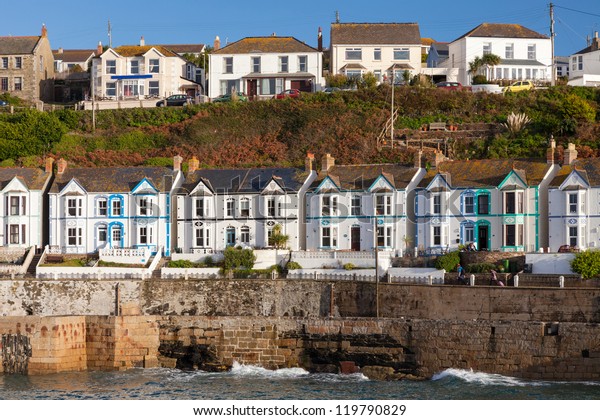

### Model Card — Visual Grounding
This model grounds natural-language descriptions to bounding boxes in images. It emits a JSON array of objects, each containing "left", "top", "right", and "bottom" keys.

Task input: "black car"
[{"left": 156, "top": 94, "right": 192, "bottom": 107}]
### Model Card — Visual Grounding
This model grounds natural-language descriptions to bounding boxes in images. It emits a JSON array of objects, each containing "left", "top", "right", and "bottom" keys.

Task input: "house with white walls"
[
  {"left": 330, "top": 23, "right": 422, "bottom": 84},
  {"left": 91, "top": 38, "right": 203, "bottom": 100},
  {"left": 548, "top": 144, "right": 600, "bottom": 251},
  {"left": 208, "top": 35, "right": 323, "bottom": 99},
  {"left": 173, "top": 156, "right": 316, "bottom": 253},
  {"left": 568, "top": 32, "right": 600, "bottom": 87},
  {"left": 448, "top": 23, "right": 551, "bottom": 86},
  {"left": 48, "top": 157, "right": 183, "bottom": 256},
  {"left": 415, "top": 151, "right": 559, "bottom": 254},
  {"left": 0, "top": 159, "right": 53, "bottom": 249},
  {"left": 305, "top": 154, "right": 425, "bottom": 253}
]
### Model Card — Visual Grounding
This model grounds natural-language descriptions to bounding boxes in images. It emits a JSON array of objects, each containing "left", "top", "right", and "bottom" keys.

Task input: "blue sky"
[{"left": 3, "top": 1, "right": 598, "bottom": 56}]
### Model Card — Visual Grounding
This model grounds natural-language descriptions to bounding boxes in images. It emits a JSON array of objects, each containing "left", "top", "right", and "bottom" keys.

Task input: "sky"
[{"left": 2, "top": 0, "right": 599, "bottom": 56}]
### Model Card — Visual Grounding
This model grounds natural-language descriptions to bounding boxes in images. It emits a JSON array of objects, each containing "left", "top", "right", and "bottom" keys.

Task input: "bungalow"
[
  {"left": 0, "top": 159, "right": 53, "bottom": 249},
  {"left": 48, "top": 158, "right": 183, "bottom": 256},
  {"left": 305, "top": 154, "right": 425, "bottom": 253},
  {"left": 415, "top": 151, "right": 559, "bottom": 253},
  {"left": 173, "top": 157, "right": 316, "bottom": 253}
]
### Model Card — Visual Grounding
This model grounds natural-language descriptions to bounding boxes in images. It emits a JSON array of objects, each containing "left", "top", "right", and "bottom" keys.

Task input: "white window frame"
[
  {"left": 345, "top": 48, "right": 362, "bottom": 60},
  {"left": 527, "top": 44, "right": 536, "bottom": 60},
  {"left": 240, "top": 198, "right": 250, "bottom": 217},
  {"left": 505, "top": 43, "right": 514, "bottom": 60},
  {"left": 279, "top": 56, "right": 289, "bottom": 73},
  {"left": 568, "top": 193, "right": 578, "bottom": 214},
  {"left": 298, "top": 55, "right": 307, "bottom": 72},
  {"left": 393, "top": 48, "right": 410, "bottom": 61},
  {"left": 149, "top": 59, "right": 160, "bottom": 73},
  {"left": 223, "top": 57, "right": 233, "bottom": 74},
  {"left": 373, "top": 48, "right": 381, "bottom": 61},
  {"left": 106, "top": 60, "right": 116, "bottom": 74},
  {"left": 251, "top": 56, "right": 261, "bottom": 73}
]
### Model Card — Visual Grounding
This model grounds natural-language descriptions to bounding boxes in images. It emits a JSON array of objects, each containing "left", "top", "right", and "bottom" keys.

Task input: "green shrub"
[
  {"left": 286, "top": 261, "right": 302, "bottom": 270},
  {"left": 223, "top": 246, "right": 256, "bottom": 270},
  {"left": 343, "top": 263, "right": 356, "bottom": 270},
  {"left": 434, "top": 251, "right": 461, "bottom": 272},
  {"left": 466, "top": 262, "right": 497, "bottom": 273},
  {"left": 472, "top": 75, "right": 488, "bottom": 85},
  {"left": 167, "top": 259, "right": 195, "bottom": 268},
  {"left": 204, "top": 256, "right": 215, "bottom": 267},
  {"left": 571, "top": 250, "right": 600, "bottom": 279}
]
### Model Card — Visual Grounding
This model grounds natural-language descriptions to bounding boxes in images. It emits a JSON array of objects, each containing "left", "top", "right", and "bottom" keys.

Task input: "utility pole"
[
  {"left": 550, "top": 3, "right": 555, "bottom": 86},
  {"left": 391, "top": 65, "right": 395, "bottom": 147},
  {"left": 108, "top": 19, "right": 112, "bottom": 48}
]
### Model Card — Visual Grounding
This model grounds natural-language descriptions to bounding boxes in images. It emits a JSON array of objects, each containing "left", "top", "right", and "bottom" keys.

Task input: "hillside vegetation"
[{"left": 0, "top": 85, "right": 599, "bottom": 169}]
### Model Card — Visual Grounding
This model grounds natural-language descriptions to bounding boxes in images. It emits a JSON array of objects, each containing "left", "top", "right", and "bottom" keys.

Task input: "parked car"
[
  {"left": 503, "top": 80, "right": 535, "bottom": 93},
  {"left": 156, "top": 94, "right": 192, "bottom": 107},
  {"left": 322, "top": 87, "right": 341, "bottom": 94},
  {"left": 212, "top": 93, "right": 248, "bottom": 103},
  {"left": 470, "top": 84, "right": 503, "bottom": 94},
  {"left": 0, "top": 100, "right": 8, "bottom": 106},
  {"left": 274, "top": 89, "right": 301, "bottom": 99},
  {"left": 435, "top": 81, "right": 463, "bottom": 90}
]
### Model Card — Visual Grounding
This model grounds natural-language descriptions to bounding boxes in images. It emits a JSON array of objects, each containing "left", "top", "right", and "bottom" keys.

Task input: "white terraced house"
[
  {"left": 47, "top": 157, "right": 183, "bottom": 256},
  {"left": 173, "top": 156, "right": 316, "bottom": 253},
  {"left": 0, "top": 159, "right": 53, "bottom": 249},
  {"left": 305, "top": 154, "right": 425, "bottom": 253}
]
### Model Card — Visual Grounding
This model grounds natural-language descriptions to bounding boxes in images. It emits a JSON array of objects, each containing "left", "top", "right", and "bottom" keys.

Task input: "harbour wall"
[
  {"left": 2, "top": 279, "right": 600, "bottom": 323},
  {"left": 2, "top": 315, "right": 600, "bottom": 381}
]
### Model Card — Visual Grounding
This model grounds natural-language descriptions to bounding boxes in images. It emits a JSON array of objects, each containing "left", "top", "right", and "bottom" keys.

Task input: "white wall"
[
  {"left": 526, "top": 253, "right": 575, "bottom": 274},
  {"left": 331, "top": 44, "right": 422, "bottom": 80}
]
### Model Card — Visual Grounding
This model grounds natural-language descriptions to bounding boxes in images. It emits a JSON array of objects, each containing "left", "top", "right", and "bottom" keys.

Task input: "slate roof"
[
  {"left": 431, "top": 42, "right": 449, "bottom": 55},
  {"left": 112, "top": 45, "right": 178, "bottom": 57},
  {"left": 50, "top": 167, "right": 175, "bottom": 194},
  {"left": 330, "top": 23, "right": 421, "bottom": 46},
  {"left": 453, "top": 23, "right": 548, "bottom": 42},
  {"left": 501, "top": 59, "right": 545, "bottom": 66},
  {"left": 53, "top": 49, "right": 96, "bottom": 62},
  {"left": 309, "top": 164, "right": 419, "bottom": 191},
  {"left": 0, "top": 168, "right": 50, "bottom": 191},
  {"left": 213, "top": 37, "right": 317, "bottom": 54},
  {"left": 180, "top": 168, "right": 306, "bottom": 195},
  {"left": 418, "top": 159, "right": 552, "bottom": 189},
  {"left": 550, "top": 158, "right": 600, "bottom": 187},
  {"left": 0, "top": 36, "right": 41, "bottom": 55}
]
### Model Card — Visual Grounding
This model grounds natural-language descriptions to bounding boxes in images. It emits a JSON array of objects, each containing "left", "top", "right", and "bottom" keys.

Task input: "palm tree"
[
  {"left": 468, "top": 56, "right": 483, "bottom": 76},
  {"left": 481, "top": 53, "right": 501, "bottom": 81}
]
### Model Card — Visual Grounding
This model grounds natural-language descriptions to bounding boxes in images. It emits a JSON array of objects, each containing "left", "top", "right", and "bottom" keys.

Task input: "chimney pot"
[
  {"left": 173, "top": 155, "right": 183, "bottom": 172},
  {"left": 41, "top": 24, "right": 47, "bottom": 38},
  {"left": 214, "top": 36, "right": 221, "bottom": 51},
  {"left": 97, "top": 41, "right": 103, "bottom": 56},
  {"left": 305, "top": 152, "right": 315, "bottom": 172},
  {"left": 140, "top": 36, "right": 145, "bottom": 46}
]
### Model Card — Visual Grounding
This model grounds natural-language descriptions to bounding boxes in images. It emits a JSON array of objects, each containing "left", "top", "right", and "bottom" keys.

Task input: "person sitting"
[
  {"left": 490, "top": 269, "right": 504, "bottom": 286},
  {"left": 467, "top": 242, "right": 477, "bottom": 252}
]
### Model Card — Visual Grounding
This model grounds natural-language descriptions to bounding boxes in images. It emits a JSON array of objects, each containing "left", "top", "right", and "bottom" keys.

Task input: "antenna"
[
  {"left": 335, "top": 11, "right": 340, "bottom": 23},
  {"left": 108, "top": 19, "right": 112, "bottom": 48}
]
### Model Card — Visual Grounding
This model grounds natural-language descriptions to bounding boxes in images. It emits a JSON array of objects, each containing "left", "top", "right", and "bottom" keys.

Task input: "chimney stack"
[
  {"left": 188, "top": 156, "right": 199, "bottom": 173},
  {"left": 593, "top": 31, "right": 600, "bottom": 52},
  {"left": 214, "top": 36, "right": 221, "bottom": 51},
  {"left": 321, "top": 154, "right": 335, "bottom": 174},
  {"left": 96, "top": 41, "right": 103, "bottom": 56},
  {"left": 173, "top": 155, "right": 183, "bottom": 172},
  {"left": 57, "top": 158, "right": 67, "bottom": 175},
  {"left": 564, "top": 143, "right": 578, "bottom": 165},
  {"left": 318, "top": 27, "right": 323, "bottom": 52},
  {"left": 432, "top": 151, "right": 445, "bottom": 168},
  {"left": 305, "top": 152, "right": 315, "bottom": 172},
  {"left": 58, "top": 47, "right": 63, "bottom": 55},
  {"left": 45, "top": 157, "right": 54, "bottom": 174},
  {"left": 140, "top": 36, "right": 145, "bottom": 47},
  {"left": 41, "top": 24, "right": 47, "bottom": 38},
  {"left": 546, "top": 135, "right": 556, "bottom": 164}
]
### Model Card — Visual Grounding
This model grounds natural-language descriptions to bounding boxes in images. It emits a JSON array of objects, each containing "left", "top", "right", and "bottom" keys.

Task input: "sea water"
[{"left": 1, "top": 363, "right": 600, "bottom": 400}]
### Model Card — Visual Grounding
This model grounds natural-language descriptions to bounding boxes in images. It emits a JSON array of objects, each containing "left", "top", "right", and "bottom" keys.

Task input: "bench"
[
  {"left": 45, "top": 255, "right": 64, "bottom": 264},
  {"left": 428, "top": 122, "right": 447, "bottom": 131}
]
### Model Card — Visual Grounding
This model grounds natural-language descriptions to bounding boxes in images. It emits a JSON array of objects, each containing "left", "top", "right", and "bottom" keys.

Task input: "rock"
[{"left": 361, "top": 365, "right": 396, "bottom": 381}]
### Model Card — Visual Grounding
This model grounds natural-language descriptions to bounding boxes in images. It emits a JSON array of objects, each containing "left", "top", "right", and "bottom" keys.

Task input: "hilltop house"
[
  {"left": 568, "top": 32, "right": 600, "bottom": 87},
  {"left": 173, "top": 157, "right": 316, "bottom": 253},
  {"left": 415, "top": 151, "right": 559, "bottom": 253},
  {"left": 548, "top": 143, "right": 600, "bottom": 251},
  {"left": 0, "top": 159, "right": 54, "bottom": 249},
  {"left": 48, "top": 158, "right": 183, "bottom": 256},
  {"left": 53, "top": 47, "right": 97, "bottom": 102},
  {"left": 0, "top": 24, "right": 55, "bottom": 102},
  {"left": 208, "top": 35, "right": 323, "bottom": 99},
  {"left": 448, "top": 23, "right": 551, "bottom": 86},
  {"left": 91, "top": 38, "right": 203, "bottom": 100},
  {"left": 330, "top": 23, "right": 422, "bottom": 84},
  {"left": 305, "top": 154, "right": 425, "bottom": 253}
]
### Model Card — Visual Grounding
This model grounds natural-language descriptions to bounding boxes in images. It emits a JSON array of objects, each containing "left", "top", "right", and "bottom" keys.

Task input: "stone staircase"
[
  {"left": 151, "top": 258, "right": 165, "bottom": 279},
  {"left": 26, "top": 254, "right": 43, "bottom": 277}
]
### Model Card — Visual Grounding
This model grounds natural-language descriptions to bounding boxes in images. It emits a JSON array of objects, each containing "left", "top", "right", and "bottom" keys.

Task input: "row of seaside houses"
[
  {"left": 2, "top": 21, "right": 599, "bottom": 104},
  {"left": 1, "top": 143, "right": 597, "bottom": 257}
]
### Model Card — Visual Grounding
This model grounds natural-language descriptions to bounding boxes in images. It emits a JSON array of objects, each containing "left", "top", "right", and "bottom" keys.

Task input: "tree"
[
  {"left": 468, "top": 56, "right": 484, "bottom": 76},
  {"left": 268, "top": 224, "right": 289, "bottom": 249},
  {"left": 481, "top": 53, "right": 501, "bottom": 81}
]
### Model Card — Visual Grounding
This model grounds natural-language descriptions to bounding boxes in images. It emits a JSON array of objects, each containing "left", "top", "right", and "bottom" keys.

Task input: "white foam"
[
  {"left": 432, "top": 368, "right": 538, "bottom": 387},
  {"left": 229, "top": 361, "right": 309, "bottom": 378}
]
